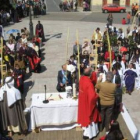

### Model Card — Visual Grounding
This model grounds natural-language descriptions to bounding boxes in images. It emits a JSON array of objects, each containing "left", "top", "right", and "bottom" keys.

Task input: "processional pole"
[
  {"left": 106, "top": 30, "right": 112, "bottom": 71},
  {"left": 0, "top": 37, "right": 3, "bottom": 85},
  {"left": 76, "top": 30, "right": 80, "bottom": 80},
  {"left": 131, "top": 10, "right": 140, "bottom": 29},
  {"left": 66, "top": 27, "right": 70, "bottom": 62},
  {"left": 65, "top": 27, "right": 70, "bottom": 88}
]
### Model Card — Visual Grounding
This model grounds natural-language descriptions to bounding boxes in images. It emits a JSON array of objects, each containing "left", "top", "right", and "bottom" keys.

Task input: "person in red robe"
[
  {"left": 121, "top": 18, "right": 126, "bottom": 25},
  {"left": 104, "top": 51, "right": 115, "bottom": 62},
  {"left": 78, "top": 67, "right": 101, "bottom": 139},
  {"left": 90, "top": 70, "right": 97, "bottom": 86}
]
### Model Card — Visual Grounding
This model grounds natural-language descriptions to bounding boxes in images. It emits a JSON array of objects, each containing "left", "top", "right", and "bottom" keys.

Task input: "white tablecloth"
[{"left": 30, "top": 92, "right": 78, "bottom": 131}]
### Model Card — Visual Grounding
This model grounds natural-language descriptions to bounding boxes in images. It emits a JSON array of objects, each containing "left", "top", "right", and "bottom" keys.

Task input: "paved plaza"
[{"left": 4, "top": 18, "right": 140, "bottom": 139}]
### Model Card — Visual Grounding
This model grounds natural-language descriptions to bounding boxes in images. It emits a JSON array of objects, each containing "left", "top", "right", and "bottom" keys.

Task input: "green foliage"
[{"left": 110, "top": 34, "right": 117, "bottom": 46}]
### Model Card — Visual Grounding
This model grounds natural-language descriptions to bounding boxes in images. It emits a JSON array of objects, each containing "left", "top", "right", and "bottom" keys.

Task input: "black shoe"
[{"left": 83, "top": 136, "right": 89, "bottom": 140}]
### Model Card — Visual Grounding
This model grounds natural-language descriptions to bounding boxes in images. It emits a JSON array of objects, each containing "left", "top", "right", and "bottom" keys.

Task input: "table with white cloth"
[{"left": 30, "top": 92, "right": 78, "bottom": 131}]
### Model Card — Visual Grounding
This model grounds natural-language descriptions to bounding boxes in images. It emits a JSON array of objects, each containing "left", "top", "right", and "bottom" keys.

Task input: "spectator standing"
[
  {"left": 131, "top": 3, "right": 135, "bottom": 16},
  {"left": 126, "top": 12, "right": 131, "bottom": 24},
  {"left": 96, "top": 72, "right": 116, "bottom": 133},
  {"left": 107, "top": 13, "right": 113, "bottom": 26},
  {"left": 134, "top": 3, "right": 139, "bottom": 16}
]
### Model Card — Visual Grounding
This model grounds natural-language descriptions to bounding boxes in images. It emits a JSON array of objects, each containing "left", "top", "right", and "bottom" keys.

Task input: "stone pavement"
[{"left": 4, "top": 19, "right": 139, "bottom": 138}]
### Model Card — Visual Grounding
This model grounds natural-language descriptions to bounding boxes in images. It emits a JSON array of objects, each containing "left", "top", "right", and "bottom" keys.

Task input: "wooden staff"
[
  {"left": 65, "top": 27, "right": 70, "bottom": 87},
  {"left": 131, "top": 10, "right": 140, "bottom": 29},
  {"left": 66, "top": 27, "right": 70, "bottom": 62},
  {"left": 106, "top": 30, "right": 112, "bottom": 71},
  {"left": 0, "top": 37, "right": 3, "bottom": 85},
  {"left": 76, "top": 30, "right": 80, "bottom": 80}
]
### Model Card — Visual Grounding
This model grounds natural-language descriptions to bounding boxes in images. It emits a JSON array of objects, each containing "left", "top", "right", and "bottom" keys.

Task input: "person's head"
[
  {"left": 134, "top": 26, "right": 137, "bottom": 30},
  {"left": 8, "top": 40, "right": 13, "bottom": 44},
  {"left": 129, "top": 63, "right": 134, "bottom": 69},
  {"left": 116, "top": 55, "right": 122, "bottom": 62},
  {"left": 62, "top": 64, "right": 67, "bottom": 71},
  {"left": 100, "top": 42, "right": 103, "bottom": 47},
  {"left": 70, "top": 55, "right": 74, "bottom": 61},
  {"left": 75, "top": 41, "right": 79, "bottom": 45},
  {"left": 83, "top": 67, "right": 92, "bottom": 77},
  {"left": 113, "top": 62, "right": 121, "bottom": 70},
  {"left": 24, "top": 27, "right": 27, "bottom": 30},
  {"left": 18, "top": 38, "right": 22, "bottom": 43},
  {"left": 81, "top": 62, "right": 85, "bottom": 68},
  {"left": 22, "top": 34, "right": 26, "bottom": 38},
  {"left": 106, "top": 121, "right": 124, "bottom": 140},
  {"left": 128, "top": 12, "right": 130, "bottom": 14},
  {"left": 119, "top": 28, "right": 123, "bottom": 33},
  {"left": 38, "top": 21, "right": 41, "bottom": 24},
  {"left": 15, "top": 64, "right": 19, "bottom": 69},
  {"left": 21, "top": 28, "right": 25, "bottom": 33},
  {"left": 17, "top": 32, "right": 20, "bottom": 36},
  {"left": 98, "top": 66, "right": 103, "bottom": 73},
  {"left": 123, "top": 17, "right": 125, "bottom": 20},
  {"left": 112, "top": 68, "right": 117, "bottom": 75},
  {"left": 96, "top": 28, "right": 100, "bottom": 33},
  {"left": 135, "top": 49, "right": 140, "bottom": 55},
  {"left": 106, "top": 72, "right": 113, "bottom": 82}
]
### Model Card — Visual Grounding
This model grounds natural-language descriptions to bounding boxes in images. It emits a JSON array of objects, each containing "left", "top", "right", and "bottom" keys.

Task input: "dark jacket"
[{"left": 56, "top": 70, "right": 72, "bottom": 92}]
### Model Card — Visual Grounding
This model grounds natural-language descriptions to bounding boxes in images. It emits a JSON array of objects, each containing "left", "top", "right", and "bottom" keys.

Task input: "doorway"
[
  {"left": 125, "top": 0, "right": 130, "bottom": 6},
  {"left": 103, "top": 0, "right": 107, "bottom": 6},
  {"left": 113, "top": 0, "right": 120, "bottom": 5}
]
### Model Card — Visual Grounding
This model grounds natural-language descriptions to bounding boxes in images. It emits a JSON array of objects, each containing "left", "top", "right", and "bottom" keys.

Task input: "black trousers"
[{"left": 99, "top": 105, "right": 114, "bottom": 132}]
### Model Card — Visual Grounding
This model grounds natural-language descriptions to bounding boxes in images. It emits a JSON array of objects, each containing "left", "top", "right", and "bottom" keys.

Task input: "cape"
[{"left": 78, "top": 76, "right": 101, "bottom": 127}]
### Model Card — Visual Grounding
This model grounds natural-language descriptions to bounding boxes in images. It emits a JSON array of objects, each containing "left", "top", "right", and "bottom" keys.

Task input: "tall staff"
[
  {"left": 0, "top": 37, "right": 3, "bottom": 85},
  {"left": 76, "top": 30, "right": 80, "bottom": 80},
  {"left": 66, "top": 27, "right": 70, "bottom": 62},
  {"left": 106, "top": 30, "right": 112, "bottom": 71},
  {"left": 131, "top": 10, "right": 140, "bottom": 29},
  {"left": 65, "top": 27, "right": 70, "bottom": 87}
]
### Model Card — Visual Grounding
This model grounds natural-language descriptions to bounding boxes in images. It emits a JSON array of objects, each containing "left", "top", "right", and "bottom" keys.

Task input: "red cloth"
[
  {"left": 99, "top": 136, "right": 106, "bottom": 140},
  {"left": 28, "top": 57, "right": 35, "bottom": 71},
  {"left": 78, "top": 76, "right": 101, "bottom": 127},
  {"left": 122, "top": 19, "right": 126, "bottom": 25},
  {"left": 104, "top": 51, "right": 115, "bottom": 61},
  {"left": 90, "top": 71, "right": 97, "bottom": 85}
]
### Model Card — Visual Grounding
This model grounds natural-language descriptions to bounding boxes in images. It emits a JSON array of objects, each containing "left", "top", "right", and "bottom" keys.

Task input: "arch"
[
  {"left": 102, "top": 0, "right": 107, "bottom": 6},
  {"left": 125, "top": 0, "right": 130, "bottom": 6},
  {"left": 113, "top": 0, "right": 120, "bottom": 6}
]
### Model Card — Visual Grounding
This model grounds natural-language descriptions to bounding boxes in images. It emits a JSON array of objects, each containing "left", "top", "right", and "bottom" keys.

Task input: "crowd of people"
[
  {"left": 59, "top": 0, "right": 78, "bottom": 12},
  {"left": 131, "top": 3, "right": 139, "bottom": 16},
  {"left": 0, "top": 0, "right": 46, "bottom": 26},
  {"left": 0, "top": 20, "right": 45, "bottom": 138},
  {"left": 57, "top": 20, "right": 140, "bottom": 139}
]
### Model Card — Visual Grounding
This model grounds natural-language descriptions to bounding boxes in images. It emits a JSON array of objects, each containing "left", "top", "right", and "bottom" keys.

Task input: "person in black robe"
[{"left": 35, "top": 21, "right": 45, "bottom": 42}]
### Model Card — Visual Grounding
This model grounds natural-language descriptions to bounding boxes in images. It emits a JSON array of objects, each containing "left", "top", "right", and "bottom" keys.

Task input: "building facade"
[
  {"left": 91, "top": 0, "right": 139, "bottom": 6},
  {"left": 78, "top": 0, "right": 140, "bottom": 10}
]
